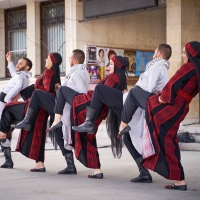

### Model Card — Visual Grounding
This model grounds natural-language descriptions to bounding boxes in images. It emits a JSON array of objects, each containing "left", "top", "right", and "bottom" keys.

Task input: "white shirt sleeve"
[
  {"left": 4, "top": 77, "right": 23, "bottom": 102},
  {"left": 7, "top": 62, "right": 16, "bottom": 77}
]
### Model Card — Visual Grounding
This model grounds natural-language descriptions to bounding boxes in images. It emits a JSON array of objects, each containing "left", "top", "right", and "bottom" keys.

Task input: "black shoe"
[
  {"left": 131, "top": 156, "right": 152, "bottom": 183},
  {"left": 46, "top": 121, "right": 63, "bottom": 132},
  {"left": 130, "top": 173, "right": 152, "bottom": 183},
  {"left": 72, "top": 107, "right": 98, "bottom": 134},
  {"left": 58, "top": 167, "right": 77, "bottom": 175},
  {"left": 165, "top": 183, "right": 187, "bottom": 191},
  {"left": 58, "top": 153, "right": 77, "bottom": 175},
  {"left": 88, "top": 173, "right": 103, "bottom": 179},
  {"left": 0, "top": 147, "right": 14, "bottom": 169},
  {"left": 30, "top": 167, "right": 46, "bottom": 172},
  {"left": 11, "top": 107, "right": 37, "bottom": 131},
  {"left": 117, "top": 125, "right": 131, "bottom": 138}
]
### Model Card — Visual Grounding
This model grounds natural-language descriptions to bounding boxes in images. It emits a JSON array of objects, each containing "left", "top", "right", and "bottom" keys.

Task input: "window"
[
  {"left": 5, "top": 6, "right": 27, "bottom": 77},
  {"left": 41, "top": 0, "right": 65, "bottom": 75}
]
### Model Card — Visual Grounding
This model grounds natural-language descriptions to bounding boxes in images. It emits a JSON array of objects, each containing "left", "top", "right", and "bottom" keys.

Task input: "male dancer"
[
  {"left": 123, "top": 44, "right": 171, "bottom": 183},
  {"left": 72, "top": 44, "right": 172, "bottom": 183},
  {"left": 0, "top": 52, "right": 32, "bottom": 168},
  {"left": 12, "top": 49, "right": 90, "bottom": 174},
  {"left": 117, "top": 41, "right": 200, "bottom": 191}
]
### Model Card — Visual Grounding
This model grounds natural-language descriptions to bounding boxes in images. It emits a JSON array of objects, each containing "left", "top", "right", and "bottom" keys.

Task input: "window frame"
[{"left": 5, "top": 6, "right": 27, "bottom": 78}]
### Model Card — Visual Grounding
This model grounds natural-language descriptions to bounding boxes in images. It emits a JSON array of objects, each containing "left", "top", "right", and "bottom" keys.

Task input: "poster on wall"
[
  {"left": 124, "top": 50, "right": 136, "bottom": 76},
  {"left": 96, "top": 47, "right": 106, "bottom": 67},
  {"left": 135, "top": 52, "right": 154, "bottom": 76},
  {"left": 105, "top": 48, "right": 124, "bottom": 64},
  {"left": 87, "top": 65, "right": 101, "bottom": 84},
  {"left": 87, "top": 46, "right": 97, "bottom": 63},
  {"left": 104, "top": 48, "right": 124, "bottom": 76},
  {"left": 85, "top": 45, "right": 125, "bottom": 83},
  {"left": 96, "top": 47, "right": 107, "bottom": 81}
]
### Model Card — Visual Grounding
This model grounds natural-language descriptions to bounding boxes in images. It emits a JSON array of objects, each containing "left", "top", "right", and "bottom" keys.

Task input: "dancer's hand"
[
  {"left": 122, "top": 89, "right": 128, "bottom": 93},
  {"left": 6, "top": 52, "right": 12, "bottom": 62},
  {"left": 158, "top": 96, "right": 166, "bottom": 104},
  {"left": 157, "top": 91, "right": 162, "bottom": 95},
  {"left": 12, "top": 93, "right": 21, "bottom": 101},
  {"left": 55, "top": 83, "right": 61, "bottom": 92}
]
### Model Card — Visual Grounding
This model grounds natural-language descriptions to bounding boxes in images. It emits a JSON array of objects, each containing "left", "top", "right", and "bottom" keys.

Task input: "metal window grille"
[
  {"left": 41, "top": 0, "right": 65, "bottom": 75},
  {"left": 5, "top": 6, "right": 27, "bottom": 78}
]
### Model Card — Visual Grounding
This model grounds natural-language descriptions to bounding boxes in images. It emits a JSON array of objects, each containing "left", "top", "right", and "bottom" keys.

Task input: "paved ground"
[{"left": 0, "top": 133, "right": 200, "bottom": 200}]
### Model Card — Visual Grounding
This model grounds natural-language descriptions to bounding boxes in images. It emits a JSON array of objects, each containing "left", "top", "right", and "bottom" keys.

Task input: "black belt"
[{"left": 0, "top": 92, "right": 6, "bottom": 103}]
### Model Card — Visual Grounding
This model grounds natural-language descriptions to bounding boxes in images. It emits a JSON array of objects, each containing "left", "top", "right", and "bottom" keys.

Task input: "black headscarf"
[
  {"left": 111, "top": 56, "right": 129, "bottom": 91},
  {"left": 49, "top": 52, "right": 62, "bottom": 85},
  {"left": 185, "top": 41, "right": 200, "bottom": 91}
]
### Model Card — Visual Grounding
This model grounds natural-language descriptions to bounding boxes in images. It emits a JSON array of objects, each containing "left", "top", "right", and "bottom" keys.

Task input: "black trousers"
[
  {"left": 28, "top": 90, "right": 72, "bottom": 156},
  {"left": 90, "top": 84, "right": 123, "bottom": 110},
  {"left": 0, "top": 103, "right": 25, "bottom": 133},
  {"left": 121, "top": 86, "right": 151, "bottom": 123},
  {"left": 124, "top": 132, "right": 141, "bottom": 160},
  {"left": 0, "top": 102, "right": 46, "bottom": 162},
  {"left": 29, "top": 90, "right": 55, "bottom": 118},
  {"left": 54, "top": 86, "right": 78, "bottom": 114}
]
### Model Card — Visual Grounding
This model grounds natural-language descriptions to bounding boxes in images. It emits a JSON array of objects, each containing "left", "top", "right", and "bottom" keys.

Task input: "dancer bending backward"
[
  {"left": 118, "top": 41, "right": 200, "bottom": 191},
  {"left": 0, "top": 52, "right": 32, "bottom": 168},
  {"left": 49, "top": 56, "right": 128, "bottom": 178},
  {"left": 12, "top": 49, "right": 90, "bottom": 175},
  {"left": 73, "top": 44, "right": 172, "bottom": 183},
  {"left": 0, "top": 53, "right": 61, "bottom": 171}
]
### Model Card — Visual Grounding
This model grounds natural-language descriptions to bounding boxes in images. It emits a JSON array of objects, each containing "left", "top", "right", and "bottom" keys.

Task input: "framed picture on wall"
[
  {"left": 87, "top": 46, "right": 97, "bottom": 63},
  {"left": 135, "top": 51, "right": 154, "bottom": 76}
]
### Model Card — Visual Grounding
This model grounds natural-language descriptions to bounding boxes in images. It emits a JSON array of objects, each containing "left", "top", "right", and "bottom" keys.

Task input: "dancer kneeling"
[
  {"left": 118, "top": 41, "right": 200, "bottom": 191},
  {"left": 0, "top": 52, "right": 32, "bottom": 168},
  {"left": 48, "top": 56, "right": 128, "bottom": 178}
]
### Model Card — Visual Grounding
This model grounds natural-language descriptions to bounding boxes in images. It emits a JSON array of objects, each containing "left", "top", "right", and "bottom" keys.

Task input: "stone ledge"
[{"left": 179, "top": 143, "right": 200, "bottom": 151}]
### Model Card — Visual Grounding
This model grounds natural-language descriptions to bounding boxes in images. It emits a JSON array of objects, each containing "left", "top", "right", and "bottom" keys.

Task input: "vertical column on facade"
[
  {"left": 26, "top": 2, "right": 41, "bottom": 77},
  {"left": 181, "top": 0, "right": 200, "bottom": 122},
  {"left": 65, "top": 0, "right": 79, "bottom": 74},
  {"left": 167, "top": 0, "right": 200, "bottom": 122},
  {"left": 0, "top": 9, "right": 5, "bottom": 78},
  {"left": 166, "top": 0, "right": 182, "bottom": 77}
]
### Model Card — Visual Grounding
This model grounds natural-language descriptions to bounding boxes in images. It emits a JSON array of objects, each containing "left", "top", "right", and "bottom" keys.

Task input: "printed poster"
[{"left": 135, "top": 52, "right": 154, "bottom": 76}]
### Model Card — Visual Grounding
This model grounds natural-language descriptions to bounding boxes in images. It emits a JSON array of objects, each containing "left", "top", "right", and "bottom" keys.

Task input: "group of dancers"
[{"left": 0, "top": 41, "right": 200, "bottom": 191}]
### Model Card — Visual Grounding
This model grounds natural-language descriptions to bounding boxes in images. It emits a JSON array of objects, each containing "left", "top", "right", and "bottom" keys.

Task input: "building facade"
[{"left": 0, "top": 0, "right": 200, "bottom": 123}]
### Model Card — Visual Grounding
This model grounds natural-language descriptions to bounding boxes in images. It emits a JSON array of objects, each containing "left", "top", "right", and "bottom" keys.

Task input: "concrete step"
[
  {"left": 179, "top": 143, "right": 200, "bottom": 151},
  {"left": 179, "top": 123, "right": 200, "bottom": 134}
]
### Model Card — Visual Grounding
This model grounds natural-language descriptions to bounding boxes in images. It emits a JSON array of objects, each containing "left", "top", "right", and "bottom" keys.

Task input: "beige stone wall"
[
  {"left": 0, "top": 8, "right": 5, "bottom": 78},
  {"left": 182, "top": 0, "right": 200, "bottom": 122},
  {"left": 64, "top": 0, "right": 166, "bottom": 73},
  {"left": 65, "top": 0, "right": 78, "bottom": 74},
  {"left": 76, "top": 2, "right": 166, "bottom": 51},
  {"left": 27, "top": 2, "right": 41, "bottom": 77},
  {"left": 167, "top": 0, "right": 200, "bottom": 123}
]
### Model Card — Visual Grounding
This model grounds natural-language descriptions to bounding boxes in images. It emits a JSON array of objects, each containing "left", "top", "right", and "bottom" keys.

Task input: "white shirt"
[
  {"left": 1, "top": 62, "right": 32, "bottom": 102},
  {"left": 136, "top": 59, "right": 169, "bottom": 93}
]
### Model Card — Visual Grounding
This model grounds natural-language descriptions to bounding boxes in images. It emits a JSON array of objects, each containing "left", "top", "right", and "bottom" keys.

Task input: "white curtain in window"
[
  {"left": 10, "top": 29, "right": 27, "bottom": 65},
  {"left": 47, "top": 24, "right": 66, "bottom": 73}
]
